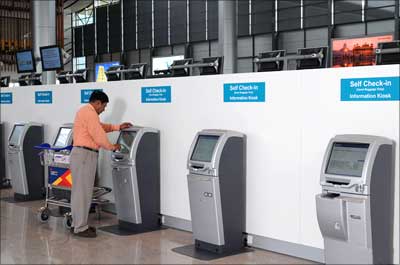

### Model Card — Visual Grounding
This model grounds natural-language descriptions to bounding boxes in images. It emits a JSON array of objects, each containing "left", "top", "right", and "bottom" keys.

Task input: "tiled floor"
[{"left": 1, "top": 189, "right": 315, "bottom": 264}]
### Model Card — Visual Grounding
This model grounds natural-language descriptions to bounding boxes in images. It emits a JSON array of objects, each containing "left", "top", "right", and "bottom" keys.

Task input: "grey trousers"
[{"left": 70, "top": 147, "right": 98, "bottom": 233}]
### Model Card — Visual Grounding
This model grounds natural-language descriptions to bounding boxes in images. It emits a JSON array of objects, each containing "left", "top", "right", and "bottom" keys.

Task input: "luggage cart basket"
[{"left": 35, "top": 144, "right": 112, "bottom": 228}]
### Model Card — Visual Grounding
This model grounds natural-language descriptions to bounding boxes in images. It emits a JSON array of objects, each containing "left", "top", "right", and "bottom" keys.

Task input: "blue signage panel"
[
  {"left": 341, "top": 77, "right": 400, "bottom": 101},
  {"left": 141, "top": 86, "right": 171, "bottom": 103},
  {"left": 0, "top": 92, "right": 12, "bottom": 104},
  {"left": 81, "top": 89, "right": 103, "bottom": 103},
  {"left": 224, "top": 82, "right": 266, "bottom": 102},
  {"left": 35, "top": 91, "right": 52, "bottom": 104}
]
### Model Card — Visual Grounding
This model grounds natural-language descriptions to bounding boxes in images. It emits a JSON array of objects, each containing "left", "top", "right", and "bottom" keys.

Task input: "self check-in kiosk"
[
  {"left": 316, "top": 135, "right": 394, "bottom": 264},
  {"left": 99, "top": 126, "right": 161, "bottom": 235},
  {"left": 7, "top": 122, "right": 44, "bottom": 201},
  {"left": 173, "top": 129, "right": 247, "bottom": 260}
]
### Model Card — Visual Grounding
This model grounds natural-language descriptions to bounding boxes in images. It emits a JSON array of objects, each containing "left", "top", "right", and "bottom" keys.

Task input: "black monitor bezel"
[
  {"left": 40, "top": 45, "right": 64, "bottom": 71},
  {"left": 16, "top": 49, "right": 36, "bottom": 73}
]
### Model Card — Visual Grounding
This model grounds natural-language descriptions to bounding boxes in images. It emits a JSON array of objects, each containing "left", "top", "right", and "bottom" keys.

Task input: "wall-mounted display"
[{"left": 332, "top": 34, "right": 393, "bottom": 67}]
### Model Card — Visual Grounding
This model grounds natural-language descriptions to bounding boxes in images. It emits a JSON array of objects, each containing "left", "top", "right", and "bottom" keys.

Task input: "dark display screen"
[{"left": 117, "top": 131, "right": 137, "bottom": 154}]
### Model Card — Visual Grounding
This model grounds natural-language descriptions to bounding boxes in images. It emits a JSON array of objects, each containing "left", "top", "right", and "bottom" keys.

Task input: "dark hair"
[{"left": 89, "top": 90, "right": 109, "bottom": 103}]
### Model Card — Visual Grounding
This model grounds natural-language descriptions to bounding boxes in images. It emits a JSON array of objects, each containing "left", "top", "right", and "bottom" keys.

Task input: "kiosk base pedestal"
[
  {"left": 172, "top": 244, "right": 252, "bottom": 261},
  {"left": 99, "top": 222, "right": 165, "bottom": 236}
]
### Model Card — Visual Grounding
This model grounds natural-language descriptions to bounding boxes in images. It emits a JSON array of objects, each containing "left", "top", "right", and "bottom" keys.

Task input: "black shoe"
[{"left": 73, "top": 228, "right": 97, "bottom": 238}]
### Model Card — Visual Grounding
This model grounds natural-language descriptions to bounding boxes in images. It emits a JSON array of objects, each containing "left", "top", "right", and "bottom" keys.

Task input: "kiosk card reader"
[
  {"left": 316, "top": 135, "right": 394, "bottom": 264},
  {"left": 173, "top": 129, "right": 248, "bottom": 261},
  {"left": 99, "top": 126, "right": 161, "bottom": 235},
  {"left": 7, "top": 122, "right": 44, "bottom": 201}
]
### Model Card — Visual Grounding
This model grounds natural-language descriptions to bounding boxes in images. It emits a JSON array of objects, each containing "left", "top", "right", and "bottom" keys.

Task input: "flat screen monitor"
[
  {"left": 376, "top": 41, "right": 400, "bottom": 65},
  {"left": 117, "top": 131, "right": 137, "bottom": 154},
  {"left": 105, "top": 65, "right": 124, "bottom": 81},
  {"left": 125, "top": 63, "right": 147, "bottom": 79},
  {"left": 53, "top": 127, "right": 72, "bottom": 147},
  {"left": 95, "top": 61, "right": 120, "bottom": 82},
  {"left": 332, "top": 34, "right": 393, "bottom": 67},
  {"left": 9, "top": 125, "right": 24, "bottom": 146},
  {"left": 191, "top": 135, "right": 220, "bottom": 162},
  {"left": 152, "top": 55, "right": 184, "bottom": 75},
  {"left": 40, "top": 45, "right": 63, "bottom": 71},
  {"left": 200, "top": 57, "right": 224, "bottom": 75},
  {"left": 16, "top": 50, "right": 36, "bottom": 73},
  {"left": 326, "top": 142, "right": 370, "bottom": 177},
  {"left": 0, "top": 76, "right": 10, "bottom": 87},
  {"left": 296, "top": 47, "right": 328, "bottom": 70},
  {"left": 171, "top": 58, "right": 193, "bottom": 77},
  {"left": 257, "top": 50, "right": 286, "bottom": 72}
]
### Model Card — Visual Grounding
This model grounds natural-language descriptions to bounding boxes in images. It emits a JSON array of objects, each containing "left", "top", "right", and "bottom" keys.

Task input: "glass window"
[
  {"left": 95, "top": 0, "right": 120, "bottom": 7},
  {"left": 73, "top": 5, "right": 94, "bottom": 27},
  {"left": 73, "top": 57, "right": 86, "bottom": 71}
]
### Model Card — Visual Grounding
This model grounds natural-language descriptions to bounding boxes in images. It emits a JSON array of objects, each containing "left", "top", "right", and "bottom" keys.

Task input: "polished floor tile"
[{"left": 1, "top": 189, "right": 315, "bottom": 264}]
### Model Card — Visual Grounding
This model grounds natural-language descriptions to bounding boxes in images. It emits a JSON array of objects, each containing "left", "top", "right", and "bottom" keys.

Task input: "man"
[{"left": 70, "top": 90, "right": 132, "bottom": 238}]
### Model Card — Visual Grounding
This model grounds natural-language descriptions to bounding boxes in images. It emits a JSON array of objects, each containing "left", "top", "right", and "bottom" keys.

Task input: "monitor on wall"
[
  {"left": 331, "top": 34, "right": 393, "bottom": 68},
  {"left": 152, "top": 55, "right": 184, "bottom": 75},
  {"left": 95, "top": 61, "right": 120, "bottom": 82},
  {"left": 376, "top": 40, "right": 400, "bottom": 65},
  {"left": 16, "top": 50, "right": 36, "bottom": 73},
  {"left": 40, "top": 45, "right": 63, "bottom": 71}
]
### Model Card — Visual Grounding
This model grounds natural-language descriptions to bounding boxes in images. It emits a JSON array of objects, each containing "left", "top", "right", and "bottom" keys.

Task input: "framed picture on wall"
[{"left": 331, "top": 34, "right": 393, "bottom": 68}]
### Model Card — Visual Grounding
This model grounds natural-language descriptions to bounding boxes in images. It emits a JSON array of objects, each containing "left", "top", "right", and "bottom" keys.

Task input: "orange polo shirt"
[{"left": 73, "top": 104, "right": 120, "bottom": 151}]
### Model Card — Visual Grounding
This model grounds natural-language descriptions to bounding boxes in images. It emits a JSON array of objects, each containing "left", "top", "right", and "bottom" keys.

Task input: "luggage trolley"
[{"left": 35, "top": 124, "right": 111, "bottom": 228}]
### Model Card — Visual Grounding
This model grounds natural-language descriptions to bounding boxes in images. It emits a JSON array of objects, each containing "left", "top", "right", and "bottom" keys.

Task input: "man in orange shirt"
[{"left": 70, "top": 90, "right": 132, "bottom": 238}]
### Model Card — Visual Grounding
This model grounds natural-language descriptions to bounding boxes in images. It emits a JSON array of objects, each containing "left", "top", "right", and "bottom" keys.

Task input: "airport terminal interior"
[{"left": 1, "top": 0, "right": 400, "bottom": 264}]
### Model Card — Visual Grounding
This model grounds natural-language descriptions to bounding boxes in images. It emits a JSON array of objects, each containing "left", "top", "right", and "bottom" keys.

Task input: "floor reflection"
[{"left": 1, "top": 189, "right": 313, "bottom": 264}]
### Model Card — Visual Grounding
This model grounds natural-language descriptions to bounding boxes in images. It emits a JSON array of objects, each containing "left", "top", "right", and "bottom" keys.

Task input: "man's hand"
[
  {"left": 120, "top": 122, "right": 133, "bottom": 130},
  {"left": 113, "top": 144, "right": 121, "bottom": 151}
]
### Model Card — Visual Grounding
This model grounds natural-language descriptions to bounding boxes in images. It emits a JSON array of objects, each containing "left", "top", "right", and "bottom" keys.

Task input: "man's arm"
[
  {"left": 101, "top": 123, "right": 120, "bottom": 133},
  {"left": 87, "top": 114, "right": 117, "bottom": 150}
]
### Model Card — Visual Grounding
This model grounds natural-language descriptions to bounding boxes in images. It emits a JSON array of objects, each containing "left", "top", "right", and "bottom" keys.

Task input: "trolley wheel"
[
  {"left": 37, "top": 207, "right": 51, "bottom": 223},
  {"left": 63, "top": 213, "right": 73, "bottom": 229}
]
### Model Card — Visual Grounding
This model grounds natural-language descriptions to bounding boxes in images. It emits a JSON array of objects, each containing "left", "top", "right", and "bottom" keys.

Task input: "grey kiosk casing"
[
  {"left": 173, "top": 129, "right": 247, "bottom": 260},
  {"left": 316, "top": 135, "right": 394, "bottom": 264},
  {"left": 100, "top": 126, "right": 161, "bottom": 235},
  {"left": 7, "top": 122, "right": 44, "bottom": 201}
]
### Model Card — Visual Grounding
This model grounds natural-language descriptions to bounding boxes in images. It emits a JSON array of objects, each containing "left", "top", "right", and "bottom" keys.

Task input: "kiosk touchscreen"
[
  {"left": 99, "top": 126, "right": 161, "bottom": 235},
  {"left": 316, "top": 135, "right": 394, "bottom": 264},
  {"left": 7, "top": 123, "right": 44, "bottom": 201},
  {"left": 53, "top": 126, "right": 73, "bottom": 148},
  {"left": 173, "top": 129, "right": 247, "bottom": 260}
]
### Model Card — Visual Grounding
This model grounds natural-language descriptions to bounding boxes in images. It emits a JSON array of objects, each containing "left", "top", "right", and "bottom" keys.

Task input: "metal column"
[
  {"left": 32, "top": 0, "right": 56, "bottom": 84},
  {"left": 218, "top": 0, "right": 237, "bottom": 74}
]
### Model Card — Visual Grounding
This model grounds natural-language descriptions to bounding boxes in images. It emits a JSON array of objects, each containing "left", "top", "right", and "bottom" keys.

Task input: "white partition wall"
[{"left": 1, "top": 65, "right": 399, "bottom": 263}]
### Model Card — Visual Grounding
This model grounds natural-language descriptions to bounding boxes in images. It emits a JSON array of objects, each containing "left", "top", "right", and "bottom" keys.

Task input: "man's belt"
[{"left": 74, "top": 146, "right": 99, "bottom": 153}]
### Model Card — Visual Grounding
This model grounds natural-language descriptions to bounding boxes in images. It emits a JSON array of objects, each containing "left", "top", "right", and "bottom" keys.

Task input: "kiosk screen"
[
  {"left": 54, "top": 128, "right": 72, "bottom": 147},
  {"left": 9, "top": 125, "right": 24, "bottom": 146},
  {"left": 191, "top": 135, "right": 219, "bottom": 162},
  {"left": 326, "top": 143, "right": 369, "bottom": 177},
  {"left": 117, "top": 131, "right": 137, "bottom": 154}
]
